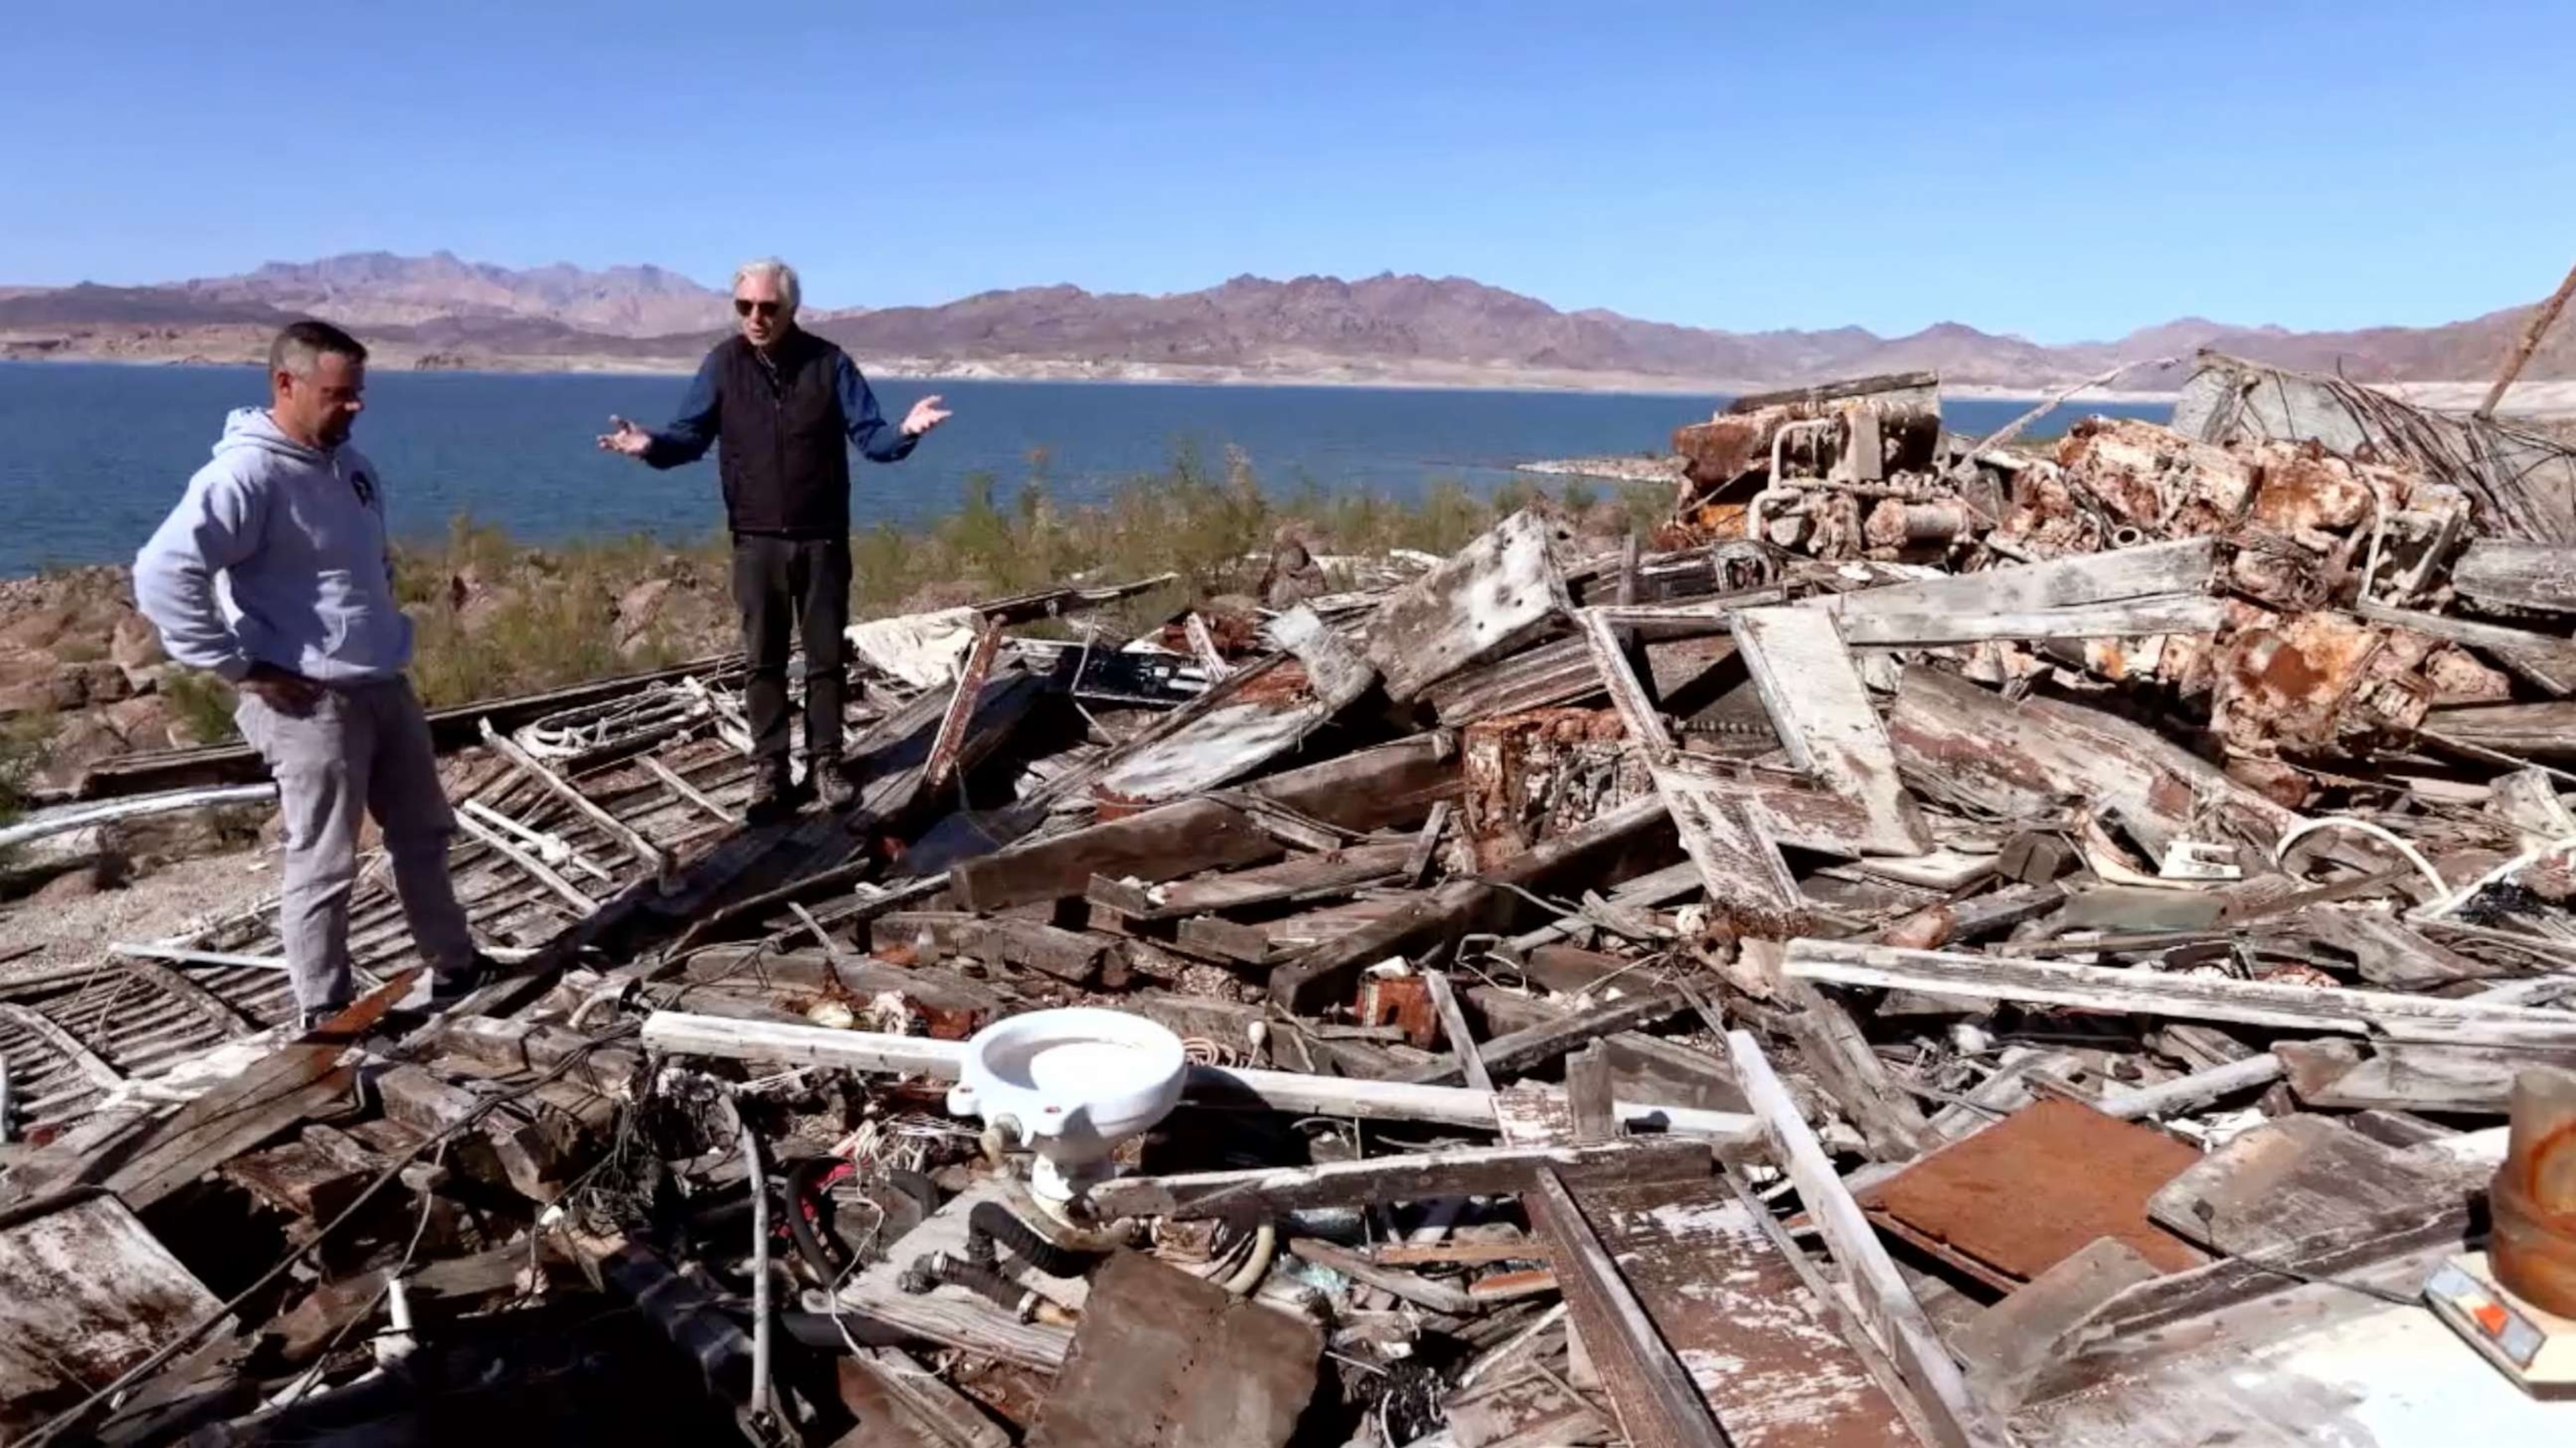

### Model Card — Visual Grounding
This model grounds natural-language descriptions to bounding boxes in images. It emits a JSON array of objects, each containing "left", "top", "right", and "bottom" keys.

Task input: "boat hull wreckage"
[{"left": 6, "top": 353, "right": 2576, "bottom": 1445}]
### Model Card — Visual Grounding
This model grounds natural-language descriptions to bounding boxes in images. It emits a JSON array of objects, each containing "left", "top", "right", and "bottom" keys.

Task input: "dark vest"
[{"left": 712, "top": 331, "right": 850, "bottom": 537}]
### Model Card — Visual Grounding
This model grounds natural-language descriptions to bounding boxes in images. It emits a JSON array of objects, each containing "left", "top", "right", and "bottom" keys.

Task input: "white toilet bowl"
[{"left": 947, "top": 1008, "right": 1187, "bottom": 1206}]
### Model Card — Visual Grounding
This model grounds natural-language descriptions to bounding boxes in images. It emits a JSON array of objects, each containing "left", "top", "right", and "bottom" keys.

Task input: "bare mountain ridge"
[{"left": 1, "top": 252, "right": 2562, "bottom": 389}]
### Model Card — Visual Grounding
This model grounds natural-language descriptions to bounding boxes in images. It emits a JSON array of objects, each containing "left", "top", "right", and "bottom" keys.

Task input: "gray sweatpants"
[{"left": 236, "top": 677, "right": 476, "bottom": 1014}]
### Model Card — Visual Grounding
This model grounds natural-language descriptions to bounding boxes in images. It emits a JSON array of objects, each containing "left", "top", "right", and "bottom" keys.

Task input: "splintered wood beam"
[
  {"left": 1786, "top": 938, "right": 2576, "bottom": 1048},
  {"left": 1421, "top": 969, "right": 1494, "bottom": 1092},
  {"left": 1269, "top": 794, "right": 1678, "bottom": 1014},
  {"left": 1086, "top": 1137, "right": 1710, "bottom": 1219},
  {"left": 1731, "top": 607, "right": 1929, "bottom": 856},
  {"left": 1820, "top": 537, "right": 2217, "bottom": 618},
  {"left": 1579, "top": 605, "right": 1675, "bottom": 757},
  {"left": 455, "top": 809, "right": 600, "bottom": 913},
  {"left": 1727, "top": 1031, "right": 2009, "bottom": 1448},
  {"left": 2453, "top": 540, "right": 2576, "bottom": 615},
  {"left": 950, "top": 797, "right": 1280, "bottom": 911},
  {"left": 922, "top": 619, "right": 1004, "bottom": 791},
  {"left": 1836, "top": 595, "right": 2225, "bottom": 647}
]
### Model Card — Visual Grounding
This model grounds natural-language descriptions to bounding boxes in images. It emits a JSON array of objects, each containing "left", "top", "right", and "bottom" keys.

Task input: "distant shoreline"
[{"left": 0, "top": 350, "right": 2187, "bottom": 403}]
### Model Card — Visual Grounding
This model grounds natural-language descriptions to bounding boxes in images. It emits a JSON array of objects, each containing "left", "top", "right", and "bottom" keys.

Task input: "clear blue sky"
[{"left": 6, "top": 1, "right": 2569, "bottom": 343}]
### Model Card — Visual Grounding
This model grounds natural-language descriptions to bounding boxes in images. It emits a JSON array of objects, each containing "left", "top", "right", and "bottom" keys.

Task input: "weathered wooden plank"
[
  {"left": 1651, "top": 763, "right": 1809, "bottom": 936},
  {"left": 1093, "top": 672, "right": 1336, "bottom": 805},
  {"left": 1886, "top": 666, "right": 2300, "bottom": 857},
  {"left": 1269, "top": 794, "right": 1679, "bottom": 1014},
  {"left": 1421, "top": 968, "right": 1495, "bottom": 1092},
  {"left": 1579, "top": 606, "right": 1675, "bottom": 757},
  {"left": 1787, "top": 939, "right": 2576, "bottom": 1047},
  {"left": 1367, "top": 510, "right": 1571, "bottom": 703},
  {"left": 1114, "top": 843, "right": 1410, "bottom": 921},
  {"left": 2145, "top": 1113, "right": 2465, "bottom": 1260},
  {"left": 0, "top": 1192, "right": 227, "bottom": 1409},
  {"left": 1728, "top": 1032, "right": 2009, "bottom": 1448},
  {"left": 1247, "top": 733, "right": 1462, "bottom": 834},
  {"left": 1085, "top": 1137, "right": 1711, "bottom": 1219},
  {"left": 1821, "top": 538, "right": 2217, "bottom": 620},
  {"left": 1423, "top": 635, "right": 1602, "bottom": 725},
  {"left": 1569, "top": 1177, "right": 1919, "bottom": 1448},
  {"left": 1776, "top": 981, "right": 1935, "bottom": 1161},
  {"left": 2423, "top": 700, "right": 2576, "bottom": 760},
  {"left": 949, "top": 798, "right": 1279, "bottom": 911},
  {"left": 2454, "top": 539, "right": 2576, "bottom": 614},
  {"left": 873, "top": 911, "right": 1109, "bottom": 985},
  {"left": 91, "top": 973, "right": 417, "bottom": 1208},
  {"left": 1836, "top": 596, "right": 2225, "bottom": 647},
  {"left": 1732, "top": 607, "right": 1928, "bottom": 856},
  {"left": 1527, "top": 1169, "right": 1731, "bottom": 1448},
  {"left": 1266, "top": 605, "right": 1378, "bottom": 708}
]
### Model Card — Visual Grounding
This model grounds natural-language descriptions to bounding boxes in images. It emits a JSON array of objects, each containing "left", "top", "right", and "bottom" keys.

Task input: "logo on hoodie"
[{"left": 350, "top": 470, "right": 377, "bottom": 509}]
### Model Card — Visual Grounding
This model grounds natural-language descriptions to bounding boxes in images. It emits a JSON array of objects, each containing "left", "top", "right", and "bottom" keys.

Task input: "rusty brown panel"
[
  {"left": 0, "top": 1193, "right": 226, "bottom": 1414},
  {"left": 1358, "top": 974, "right": 1439, "bottom": 1050},
  {"left": 1857, "top": 1098, "right": 2208, "bottom": 1286},
  {"left": 1458, "top": 706, "right": 1646, "bottom": 872}
]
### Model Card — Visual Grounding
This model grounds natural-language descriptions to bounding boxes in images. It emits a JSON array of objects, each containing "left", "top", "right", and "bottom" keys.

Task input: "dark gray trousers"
[{"left": 731, "top": 533, "right": 850, "bottom": 766}]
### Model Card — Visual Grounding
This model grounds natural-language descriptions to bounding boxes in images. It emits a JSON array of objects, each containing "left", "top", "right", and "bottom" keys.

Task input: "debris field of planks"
[{"left": 8, "top": 353, "right": 2576, "bottom": 1447}]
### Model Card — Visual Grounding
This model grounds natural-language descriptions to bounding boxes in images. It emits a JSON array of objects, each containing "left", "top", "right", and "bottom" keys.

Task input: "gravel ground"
[{"left": 0, "top": 841, "right": 281, "bottom": 980}]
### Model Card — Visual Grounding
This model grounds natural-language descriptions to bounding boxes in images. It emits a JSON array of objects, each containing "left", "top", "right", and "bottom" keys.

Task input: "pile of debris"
[{"left": 6, "top": 351, "right": 2576, "bottom": 1447}]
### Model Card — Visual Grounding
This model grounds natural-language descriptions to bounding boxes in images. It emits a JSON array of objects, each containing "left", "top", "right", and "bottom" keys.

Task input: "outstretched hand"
[
  {"left": 596, "top": 415, "right": 653, "bottom": 459},
  {"left": 901, "top": 396, "right": 951, "bottom": 439}
]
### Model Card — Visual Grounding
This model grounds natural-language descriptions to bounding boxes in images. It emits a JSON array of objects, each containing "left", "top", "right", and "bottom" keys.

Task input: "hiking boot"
[
  {"left": 812, "top": 755, "right": 856, "bottom": 811},
  {"left": 748, "top": 761, "right": 801, "bottom": 823},
  {"left": 430, "top": 953, "right": 502, "bottom": 1009}
]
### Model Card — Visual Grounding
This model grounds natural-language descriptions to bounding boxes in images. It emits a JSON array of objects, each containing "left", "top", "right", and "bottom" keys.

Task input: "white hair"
[{"left": 732, "top": 257, "right": 802, "bottom": 313}]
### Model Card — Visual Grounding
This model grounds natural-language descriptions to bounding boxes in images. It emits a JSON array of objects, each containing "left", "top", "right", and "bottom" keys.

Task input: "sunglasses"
[{"left": 735, "top": 299, "right": 783, "bottom": 318}]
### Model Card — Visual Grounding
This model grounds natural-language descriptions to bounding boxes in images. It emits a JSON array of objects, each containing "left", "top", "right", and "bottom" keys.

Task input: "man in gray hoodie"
[{"left": 134, "top": 320, "right": 490, "bottom": 1025}]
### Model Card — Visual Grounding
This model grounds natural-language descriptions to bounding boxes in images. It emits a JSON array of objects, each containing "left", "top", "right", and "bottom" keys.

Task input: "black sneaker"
[{"left": 813, "top": 755, "right": 856, "bottom": 811}]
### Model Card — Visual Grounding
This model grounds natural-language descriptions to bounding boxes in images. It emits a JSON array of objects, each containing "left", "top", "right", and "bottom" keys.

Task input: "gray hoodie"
[{"left": 133, "top": 407, "right": 413, "bottom": 686}]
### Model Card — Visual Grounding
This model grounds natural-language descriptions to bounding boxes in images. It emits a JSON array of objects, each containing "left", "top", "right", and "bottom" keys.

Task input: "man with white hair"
[{"left": 598, "top": 259, "right": 948, "bottom": 817}]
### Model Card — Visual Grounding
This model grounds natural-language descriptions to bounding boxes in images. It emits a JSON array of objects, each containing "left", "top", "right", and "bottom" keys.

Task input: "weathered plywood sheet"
[
  {"left": 1573, "top": 1180, "right": 1917, "bottom": 1448},
  {"left": 1368, "top": 510, "right": 1570, "bottom": 702},
  {"left": 0, "top": 1193, "right": 226, "bottom": 1406}
]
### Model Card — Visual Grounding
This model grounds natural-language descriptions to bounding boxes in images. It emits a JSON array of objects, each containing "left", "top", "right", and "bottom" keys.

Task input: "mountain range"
[{"left": 0, "top": 250, "right": 2559, "bottom": 392}]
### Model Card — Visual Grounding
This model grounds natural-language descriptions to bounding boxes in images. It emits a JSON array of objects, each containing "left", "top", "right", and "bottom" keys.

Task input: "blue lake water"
[{"left": 0, "top": 361, "right": 2173, "bottom": 578}]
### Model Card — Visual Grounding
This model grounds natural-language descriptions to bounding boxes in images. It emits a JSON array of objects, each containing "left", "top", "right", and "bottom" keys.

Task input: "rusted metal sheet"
[
  {"left": 1571, "top": 1178, "right": 1919, "bottom": 1448},
  {"left": 1459, "top": 707, "right": 1648, "bottom": 871},
  {"left": 1026, "top": 1249, "right": 1320, "bottom": 1448},
  {"left": 2174, "top": 350, "right": 2576, "bottom": 545},
  {"left": 0, "top": 1191, "right": 226, "bottom": 1419},
  {"left": 2209, "top": 612, "right": 2464, "bottom": 759},
  {"left": 1358, "top": 973, "right": 1440, "bottom": 1050},
  {"left": 1856, "top": 1098, "right": 2208, "bottom": 1292}
]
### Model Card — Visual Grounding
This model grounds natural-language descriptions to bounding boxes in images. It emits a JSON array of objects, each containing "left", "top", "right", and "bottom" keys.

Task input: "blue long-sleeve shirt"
[{"left": 641, "top": 337, "right": 917, "bottom": 470}]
